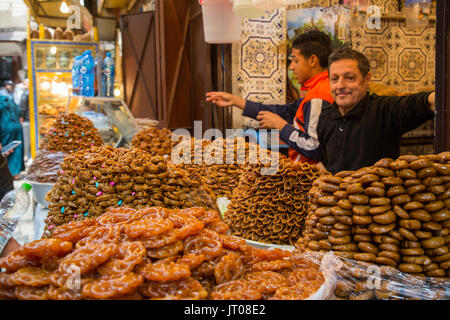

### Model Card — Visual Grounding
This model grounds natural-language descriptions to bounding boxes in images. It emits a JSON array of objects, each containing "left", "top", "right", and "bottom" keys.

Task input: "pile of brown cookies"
[
  {"left": 297, "top": 153, "right": 450, "bottom": 277},
  {"left": 225, "top": 158, "right": 322, "bottom": 245},
  {"left": 44, "top": 145, "right": 218, "bottom": 232}
]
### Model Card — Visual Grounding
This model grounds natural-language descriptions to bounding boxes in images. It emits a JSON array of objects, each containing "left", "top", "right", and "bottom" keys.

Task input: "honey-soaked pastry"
[
  {"left": 0, "top": 206, "right": 326, "bottom": 300},
  {"left": 245, "top": 271, "right": 288, "bottom": 295},
  {"left": 139, "top": 278, "right": 208, "bottom": 300},
  {"left": 174, "top": 137, "right": 286, "bottom": 199},
  {"left": 82, "top": 273, "right": 143, "bottom": 299},
  {"left": 210, "top": 279, "right": 262, "bottom": 300},
  {"left": 214, "top": 252, "right": 245, "bottom": 285}
]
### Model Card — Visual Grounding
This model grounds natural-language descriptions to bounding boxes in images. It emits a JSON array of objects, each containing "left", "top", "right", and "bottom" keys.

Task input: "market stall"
[
  {"left": 2, "top": 0, "right": 448, "bottom": 301},
  {"left": 28, "top": 39, "right": 99, "bottom": 158}
]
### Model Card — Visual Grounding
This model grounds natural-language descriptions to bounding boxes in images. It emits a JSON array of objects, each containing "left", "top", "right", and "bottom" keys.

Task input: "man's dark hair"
[
  {"left": 292, "top": 30, "right": 332, "bottom": 68},
  {"left": 328, "top": 47, "right": 370, "bottom": 76}
]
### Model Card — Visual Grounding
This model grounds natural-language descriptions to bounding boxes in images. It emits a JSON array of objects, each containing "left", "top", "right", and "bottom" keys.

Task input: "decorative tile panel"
[{"left": 232, "top": 9, "right": 287, "bottom": 129}]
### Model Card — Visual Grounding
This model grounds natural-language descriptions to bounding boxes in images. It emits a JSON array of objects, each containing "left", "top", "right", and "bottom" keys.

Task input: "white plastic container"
[
  {"left": 233, "top": 0, "right": 265, "bottom": 19},
  {"left": 201, "top": 0, "right": 243, "bottom": 43},
  {"left": 28, "top": 181, "right": 54, "bottom": 208}
]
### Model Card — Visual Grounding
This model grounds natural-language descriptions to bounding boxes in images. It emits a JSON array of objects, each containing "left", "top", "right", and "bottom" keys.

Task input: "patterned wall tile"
[
  {"left": 350, "top": 2, "right": 435, "bottom": 95},
  {"left": 362, "top": 46, "right": 389, "bottom": 81},
  {"left": 232, "top": 9, "right": 287, "bottom": 128}
]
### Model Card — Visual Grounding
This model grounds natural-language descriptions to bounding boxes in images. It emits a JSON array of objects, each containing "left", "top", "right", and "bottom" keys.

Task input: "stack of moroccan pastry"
[
  {"left": 297, "top": 153, "right": 450, "bottom": 278},
  {"left": 201, "top": 137, "right": 260, "bottom": 199},
  {"left": 171, "top": 136, "right": 283, "bottom": 199},
  {"left": 225, "top": 157, "right": 322, "bottom": 245},
  {"left": 43, "top": 145, "right": 217, "bottom": 233},
  {"left": 171, "top": 137, "right": 211, "bottom": 184},
  {"left": 39, "top": 113, "right": 103, "bottom": 154},
  {"left": 26, "top": 150, "right": 68, "bottom": 183},
  {"left": 0, "top": 206, "right": 325, "bottom": 300},
  {"left": 131, "top": 127, "right": 181, "bottom": 157},
  {"left": 195, "top": 137, "right": 283, "bottom": 199},
  {"left": 29, "top": 113, "right": 103, "bottom": 183}
]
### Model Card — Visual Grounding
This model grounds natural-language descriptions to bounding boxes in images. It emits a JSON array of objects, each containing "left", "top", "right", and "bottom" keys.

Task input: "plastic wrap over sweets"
[
  {"left": 304, "top": 251, "right": 339, "bottom": 300},
  {"left": 300, "top": 251, "right": 450, "bottom": 300},
  {"left": 298, "top": 152, "right": 450, "bottom": 278}
]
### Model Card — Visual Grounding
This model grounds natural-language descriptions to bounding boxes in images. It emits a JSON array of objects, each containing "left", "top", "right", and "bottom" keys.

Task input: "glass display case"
[
  {"left": 28, "top": 40, "right": 99, "bottom": 157},
  {"left": 67, "top": 96, "right": 139, "bottom": 148}
]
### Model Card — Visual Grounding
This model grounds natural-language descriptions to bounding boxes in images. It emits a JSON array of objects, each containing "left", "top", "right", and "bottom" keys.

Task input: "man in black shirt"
[{"left": 317, "top": 48, "right": 435, "bottom": 174}]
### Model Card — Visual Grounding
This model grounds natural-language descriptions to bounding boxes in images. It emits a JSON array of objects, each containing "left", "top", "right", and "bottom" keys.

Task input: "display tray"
[
  {"left": 245, "top": 239, "right": 295, "bottom": 251},
  {"left": 28, "top": 181, "right": 54, "bottom": 208}
]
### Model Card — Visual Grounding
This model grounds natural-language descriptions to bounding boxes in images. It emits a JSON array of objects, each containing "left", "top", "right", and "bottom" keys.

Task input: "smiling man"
[
  {"left": 206, "top": 30, "right": 334, "bottom": 164},
  {"left": 317, "top": 47, "right": 435, "bottom": 174}
]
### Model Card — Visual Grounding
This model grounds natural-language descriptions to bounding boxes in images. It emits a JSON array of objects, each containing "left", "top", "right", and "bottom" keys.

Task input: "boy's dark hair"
[
  {"left": 328, "top": 47, "right": 370, "bottom": 76},
  {"left": 292, "top": 30, "right": 332, "bottom": 68}
]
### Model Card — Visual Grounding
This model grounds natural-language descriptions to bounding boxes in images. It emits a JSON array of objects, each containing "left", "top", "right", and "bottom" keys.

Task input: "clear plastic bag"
[
  {"left": 305, "top": 251, "right": 340, "bottom": 300},
  {"left": 320, "top": 252, "right": 449, "bottom": 300},
  {"left": 292, "top": 250, "right": 449, "bottom": 300}
]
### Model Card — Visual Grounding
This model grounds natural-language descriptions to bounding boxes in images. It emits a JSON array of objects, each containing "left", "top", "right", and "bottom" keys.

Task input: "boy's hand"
[
  {"left": 256, "top": 111, "right": 288, "bottom": 130},
  {"left": 206, "top": 92, "right": 245, "bottom": 109}
]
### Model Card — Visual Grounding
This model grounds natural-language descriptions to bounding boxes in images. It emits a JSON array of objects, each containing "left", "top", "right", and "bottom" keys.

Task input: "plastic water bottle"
[
  {"left": 0, "top": 183, "right": 32, "bottom": 252},
  {"left": 79, "top": 50, "right": 95, "bottom": 97},
  {"left": 72, "top": 54, "right": 82, "bottom": 95},
  {"left": 101, "top": 52, "right": 115, "bottom": 97}
]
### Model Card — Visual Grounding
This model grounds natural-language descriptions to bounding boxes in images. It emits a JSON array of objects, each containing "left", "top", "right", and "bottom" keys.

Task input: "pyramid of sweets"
[
  {"left": 225, "top": 157, "right": 322, "bottom": 246},
  {"left": 39, "top": 113, "right": 103, "bottom": 154},
  {"left": 201, "top": 137, "right": 282, "bottom": 199},
  {"left": 171, "top": 137, "right": 280, "bottom": 199},
  {"left": 43, "top": 145, "right": 218, "bottom": 232},
  {"left": 131, "top": 127, "right": 181, "bottom": 157},
  {"left": 171, "top": 137, "right": 211, "bottom": 179},
  {"left": 297, "top": 152, "right": 450, "bottom": 278},
  {"left": 0, "top": 206, "right": 325, "bottom": 300}
]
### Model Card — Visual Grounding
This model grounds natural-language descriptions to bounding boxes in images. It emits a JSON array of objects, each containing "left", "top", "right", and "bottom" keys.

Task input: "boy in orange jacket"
[{"left": 207, "top": 30, "right": 334, "bottom": 164}]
